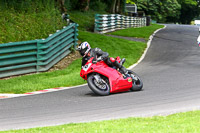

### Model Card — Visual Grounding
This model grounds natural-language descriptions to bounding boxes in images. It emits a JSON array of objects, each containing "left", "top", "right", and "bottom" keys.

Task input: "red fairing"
[{"left": 80, "top": 57, "right": 132, "bottom": 93}]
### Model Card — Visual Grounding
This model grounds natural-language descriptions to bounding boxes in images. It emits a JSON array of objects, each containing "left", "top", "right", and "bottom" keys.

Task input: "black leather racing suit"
[
  {"left": 81, "top": 48, "right": 109, "bottom": 67},
  {"left": 81, "top": 48, "right": 127, "bottom": 74}
]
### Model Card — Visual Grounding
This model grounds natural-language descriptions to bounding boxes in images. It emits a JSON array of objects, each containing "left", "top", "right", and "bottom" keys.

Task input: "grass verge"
[
  {"left": 107, "top": 24, "right": 164, "bottom": 40},
  {"left": 69, "top": 10, "right": 106, "bottom": 31},
  {"left": 2, "top": 110, "right": 200, "bottom": 133},
  {"left": 0, "top": 31, "right": 146, "bottom": 94},
  {"left": 0, "top": 9, "right": 66, "bottom": 44}
]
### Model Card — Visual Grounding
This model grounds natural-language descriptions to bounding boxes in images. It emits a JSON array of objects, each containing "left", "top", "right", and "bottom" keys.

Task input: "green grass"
[
  {"left": 0, "top": 31, "right": 146, "bottom": 94},
  {"left": 0, "top": 9, "right": 66, "bottom": 44},
  {"left": 69, "top": 10, "right": 106, "bottom": 31},
  {"left": 2, "top": 110, "right": 200, "bottom": 133},
  {"left": 108, "top": 24, "right": 164, "bottom": 40}
]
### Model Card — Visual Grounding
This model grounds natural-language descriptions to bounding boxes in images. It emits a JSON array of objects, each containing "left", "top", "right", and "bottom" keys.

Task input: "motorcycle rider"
[{"left": 77, "top": 41, "right": 128, "bottom": 75}]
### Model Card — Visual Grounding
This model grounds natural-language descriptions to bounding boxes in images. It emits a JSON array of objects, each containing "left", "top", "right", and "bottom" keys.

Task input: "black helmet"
[{"left": 77, "top": 42, "right": 91, "bottom": 57}]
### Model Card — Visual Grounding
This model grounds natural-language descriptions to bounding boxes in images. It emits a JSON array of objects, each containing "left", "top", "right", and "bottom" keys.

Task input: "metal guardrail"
[
  {"left": 94, "top": 14, "right": 146, "bottom": 34},
  {"left": 0, "top": 23, "right": 78, "bottom": 78}
]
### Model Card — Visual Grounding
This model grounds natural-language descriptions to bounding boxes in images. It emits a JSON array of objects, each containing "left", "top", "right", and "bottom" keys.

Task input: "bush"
[
  {"left": 64, "top": 0, "right": 79, "bottom": 11},
  {"left": 89, "top": 0, "right": 107, "bottom": 12}
]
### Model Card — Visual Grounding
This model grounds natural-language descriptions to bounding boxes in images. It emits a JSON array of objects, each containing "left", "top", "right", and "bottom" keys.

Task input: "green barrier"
[
  {"left": 0, "top": 22, "right": 79, "bottom": 78},
  {"left": 94, "top": 14, "right": 146, "bottom": 34}
]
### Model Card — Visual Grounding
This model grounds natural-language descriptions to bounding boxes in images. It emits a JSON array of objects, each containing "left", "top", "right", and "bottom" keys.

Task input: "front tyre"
[
  {"left": 87, "top": 74, "right": 110, "bottom": 96},
  {"left": 128, "top": 70, "right": 143, "bottom": 91}
]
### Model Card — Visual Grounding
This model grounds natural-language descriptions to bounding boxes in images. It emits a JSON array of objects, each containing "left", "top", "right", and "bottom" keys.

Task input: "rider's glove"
[
  {"left": 93, "top": 57, "right": 102, "bottom": 64},
  {"left": 97, "top": 57, "right": 102, "bottom": 61}
]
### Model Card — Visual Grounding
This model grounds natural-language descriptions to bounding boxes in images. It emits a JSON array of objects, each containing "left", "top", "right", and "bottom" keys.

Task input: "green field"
[
  {"left": 2, "top": 110, "right": 200, "bottom": 133},
  {"left": 108, "top": 24, "right": 164, "bottom": 40}
]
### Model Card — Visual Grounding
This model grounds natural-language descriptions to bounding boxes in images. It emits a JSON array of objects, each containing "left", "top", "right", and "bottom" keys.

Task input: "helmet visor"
[{"left": 80, "top": 48, "right": 87, "bottom": 56}]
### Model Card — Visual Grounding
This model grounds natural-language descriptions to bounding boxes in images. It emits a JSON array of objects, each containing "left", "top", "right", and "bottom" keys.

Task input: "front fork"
[{"left": 94, "top": 74, "right": 107, "bottom": 84}]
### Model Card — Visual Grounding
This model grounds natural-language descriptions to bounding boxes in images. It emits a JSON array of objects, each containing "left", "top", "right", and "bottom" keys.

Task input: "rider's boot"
[
  {"left": 121, "top": 66, "right": 128, "bottom": 75},
  {"left": 114, "top": 61, "right": 128, "bottom": 75}
]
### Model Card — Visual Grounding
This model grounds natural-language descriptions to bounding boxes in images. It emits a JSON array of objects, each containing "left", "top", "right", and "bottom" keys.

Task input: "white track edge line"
[
  {"left": 128, "top": 25, "right": 166, "bottom": 70},
  {"left": 0, "top": 84, "right": 87, "bottom": 98}
]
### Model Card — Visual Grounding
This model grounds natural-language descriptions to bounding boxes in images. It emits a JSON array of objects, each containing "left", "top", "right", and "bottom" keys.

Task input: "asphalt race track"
[{"left": 1, "top": 24, "right": 200, "bottom": 131}]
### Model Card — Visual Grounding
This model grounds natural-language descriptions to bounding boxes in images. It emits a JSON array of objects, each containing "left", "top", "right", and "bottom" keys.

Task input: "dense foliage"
[
  {"left": 177, "top": 0, "right": 200, "bottom": 24},
  {"left": 65, "top": 0, "right": 200, "bottom": 23},
  {"left": 61, "top": 0, "right": 200, "bottom": 24},
  {"left": 136, "top": 0, "right": 181, "bottom": 23}
]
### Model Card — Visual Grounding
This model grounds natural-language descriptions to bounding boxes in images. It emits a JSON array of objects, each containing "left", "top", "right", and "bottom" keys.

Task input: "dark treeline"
[
  {"left": 1, "top": 0, "right": 200, "bottom": 24},
  {"left": 0, "top": 0, "right": 124, "bottom": 13},
  {"left": 135, "top": 0, "right": 200, "bottom": 24}
]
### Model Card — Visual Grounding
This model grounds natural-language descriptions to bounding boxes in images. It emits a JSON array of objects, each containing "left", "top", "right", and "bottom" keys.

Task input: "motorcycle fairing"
[{"left": 80, "top": 60, "right": 132, "bottom": 93}]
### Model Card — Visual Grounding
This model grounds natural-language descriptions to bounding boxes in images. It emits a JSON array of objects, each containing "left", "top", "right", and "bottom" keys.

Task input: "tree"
[
  {"left": 126, "top": 0, "right": 135, "bottom": 4},
  {"left": 160, "top": 0, "right": 181, "bottom": 23},
  {"left": 110, "top": 0, "right": 124, "bottom": 14},
  {"left": 177, "top": 0, "right": 199, "bottom": 24},
  {"left": 111, "top": 0, "right": 117, "bottom": 13},
  {"left": 136, "top": 0, "right": 181, "bottom": 23}
]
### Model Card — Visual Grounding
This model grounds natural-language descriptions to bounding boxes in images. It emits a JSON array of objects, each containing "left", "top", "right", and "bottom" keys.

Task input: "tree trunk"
[
  {"left": 111, "top": 0, "right": 117, "bottom": 13},
  {"left": 85, "top": 0, "right": 90, "bottom": 11},
  {"left": 116, "top": 0, "right": 121, "bottom": 13},
  {"left": 119, "top": 0, "right": 125, "bottom": 14}
]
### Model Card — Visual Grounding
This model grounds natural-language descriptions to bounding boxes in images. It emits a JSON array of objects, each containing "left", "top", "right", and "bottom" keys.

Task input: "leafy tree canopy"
[
  {"left": 1, "top": 0, "right": 200, "bottom": 24},
  {"left": 126, "top": 0, "right": 135, "bottom": 4},
  {"left": 135, "top": 0, "right": 200, "bottom": 23}
]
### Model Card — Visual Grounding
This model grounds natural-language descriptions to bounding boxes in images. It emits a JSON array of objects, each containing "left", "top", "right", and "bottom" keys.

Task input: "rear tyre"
[
  {"left": 128, "top": 70, "right": 143, "bottom": 91},
  {"left": 87, "top": 73, "right": 110, "bottom": 96}
]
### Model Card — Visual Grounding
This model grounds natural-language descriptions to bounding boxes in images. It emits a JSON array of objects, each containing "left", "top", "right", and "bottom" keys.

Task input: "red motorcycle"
[{"left": 80, "top": 57, "right": 143, "bottom": 96}]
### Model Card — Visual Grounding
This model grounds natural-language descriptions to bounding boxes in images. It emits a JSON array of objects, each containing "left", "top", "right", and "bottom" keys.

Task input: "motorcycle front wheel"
[
  {"left": 128, "top": 70, "right": 143, "bottom": 91},
  {"left": 87, "top": 73, "right": 110, "bottom": 96}
]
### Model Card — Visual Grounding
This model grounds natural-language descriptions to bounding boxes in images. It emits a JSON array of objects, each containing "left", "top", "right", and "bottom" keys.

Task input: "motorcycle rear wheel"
[
  {"left": 87, "top": 73, "right": 110, "bottom": 96},
  {"left": 128, "top": 70, "right": 143, "bottom": 91}
]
